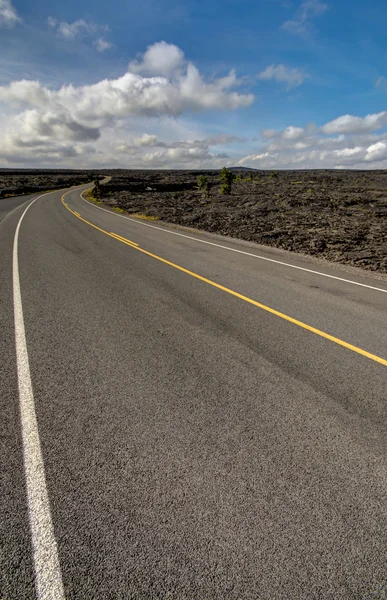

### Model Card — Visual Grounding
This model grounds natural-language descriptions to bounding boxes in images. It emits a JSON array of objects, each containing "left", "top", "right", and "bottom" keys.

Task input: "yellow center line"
[
  {"left": 73, "top": 211, "right": 80, "bottom": 217},
  {"left": 61, "top": 190, "right": 387, "bottom": 367},
  {"left": 110, "top": 232, "right": 139, "bottom": 247}
]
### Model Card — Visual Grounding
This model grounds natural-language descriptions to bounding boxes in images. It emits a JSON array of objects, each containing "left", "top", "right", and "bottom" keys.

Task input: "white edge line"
[
  {"left": 13, "top": 192, "right": 66, "bottom": 600},
  {"left": 80, "top": 190, "right": 387, "bottom": 295}
]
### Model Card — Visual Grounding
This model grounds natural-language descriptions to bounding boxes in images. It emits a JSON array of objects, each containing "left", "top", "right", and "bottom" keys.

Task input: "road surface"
[{"left": 1, "top": 185, "right": 386, "bottom": 599}]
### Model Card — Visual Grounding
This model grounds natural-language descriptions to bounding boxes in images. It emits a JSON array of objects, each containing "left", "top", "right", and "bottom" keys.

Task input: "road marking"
[
  {"left": 80, "top": 189, "right": 387, "bottom": 295},
  {"left": 110, "top": 232, "right": 139, "bottom": 247},
  {"left": 63, "top": 191, "right": 387, "bottom": 367},
  {"left": 13, "top": 194, "right": 66, "bottom": 599},
  {"left": 61, "top": 194, "right": 140, "bottom": 249}
]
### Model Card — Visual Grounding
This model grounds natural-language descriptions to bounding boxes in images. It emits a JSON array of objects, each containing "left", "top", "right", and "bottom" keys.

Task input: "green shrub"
[
  {"left": 197, "top": 175, "right": 209, "bottom": 194},
  {"left": 219, "top": 167, "right": 235, "bottom": 194},
  {"left": 93, "top": 179, "right": 101, "bottom": 198}
]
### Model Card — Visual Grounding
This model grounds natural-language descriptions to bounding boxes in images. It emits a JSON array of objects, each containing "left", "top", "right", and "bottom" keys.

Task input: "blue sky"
[{"left": 1, "top": 0, "right": 387, "bottom": 168}]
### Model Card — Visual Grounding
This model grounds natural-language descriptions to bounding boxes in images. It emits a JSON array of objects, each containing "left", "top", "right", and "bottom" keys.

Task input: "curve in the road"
[
  {"left": 63, "top": 189, "right": 387, "bottom": 367},
  {"left": 80, "top": 190, "right": 387, "bottom": 295}
]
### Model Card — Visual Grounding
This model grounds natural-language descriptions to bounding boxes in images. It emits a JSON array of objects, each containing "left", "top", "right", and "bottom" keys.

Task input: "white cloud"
[
  {"left": 375, "top": 76, "right": 384, "bottom": 88},
  {"left": 335, "top": 147, "right": 362, "bottom": 157},
  {"left": 48, "top": 17, "right": 111, "bottom": 51},
  {"left": 238, "top": 152, "right": 270, "bottom": 164},
  {"left": 9, "top": 109, "right": 100, "bottom": 143},
  {"left": 365, "top": 141, "right": 387, "bottom": 161},
  {"left": 129, "top": 41, "right": 185, "bottom": 78},
  {"left": 260, "top": 129, "right": 279, "bottom": 140},
  {"left": 0, "top": 43, "right": 253, "bottom": 122},
  {"left": 73, "top": 131, "right": 235, "bottom": 169},
  {"left": 0, "top": 79, "right": 50, "bottom": 105},
  {"left": 281, "top": 0, "right": 327, "bottom": 35},
  {"left": 281, "top": 125, "right": 305, "bottom": 139},
  {"left": 94, "top": 37, "right": 112, "bottom": 53},
  {"left": 0, "top": 42, "right": 253, "bottom": 166},
  {"left": 115, "top": 133, "right": 239, "bottom": 154},
  {"left": 110, "top": 133, "right": 238, "bottom": 167},
  {"left": 321, "top": 111, "right": 387, "bottom": 135},
  {"left": 258, "top": 64, "right": 306, "bottom": 89},
  {"left": 57, "top": 19, "right": 93, "bottom": 40},
  {"left": 141, "top": 145, "right": 226, "bottom": 167},
  {"left": 239, "top": 116, "right": 387, "bottom": 169},
  {"left": 0, "top": 0, "right": 21, "bottom": 28},
  {"left": 133, "top": 133, "right": 161, "bottom": 147},
  {"left": 109, "top": 120, "right": 387, "bottom": 169}
]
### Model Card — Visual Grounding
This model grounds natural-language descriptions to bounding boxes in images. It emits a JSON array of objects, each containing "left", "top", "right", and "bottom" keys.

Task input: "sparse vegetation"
[
  {"left": 93, "top": 179, "right": 101, "bottom": 199},
  {"left": 95, "top": 169, "right": 387, "bottom": 273},
  {"left": 3, "top": 169, "right": 386, "bottom": 273},
  {"left": 130, "top": 213, "right": 159, "bottom": 220},
  {"left": 219, "top": 167, "right": 236, "bottom": 195},
  {"left": 83, "top": 187, "right": 102, "bottom": 204},
  {"left": 197, "top": 175, "right": 209, "bottom": 195}
]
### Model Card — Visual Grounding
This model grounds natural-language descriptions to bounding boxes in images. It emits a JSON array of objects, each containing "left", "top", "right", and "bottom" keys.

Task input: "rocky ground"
[
  {"left": 98, "top": 170, "right": 387, "bottom": 273},
  {"left": 0, "top": 169, "right": 100, "bottom": 197},
  {"left": 2, "top": 168, "right": 386, "bottom": 272}
]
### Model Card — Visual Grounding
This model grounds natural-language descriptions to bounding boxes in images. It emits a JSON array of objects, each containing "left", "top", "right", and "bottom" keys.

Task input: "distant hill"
[{"left": 229, "top": 166, "right": 257, "bottom": 171}]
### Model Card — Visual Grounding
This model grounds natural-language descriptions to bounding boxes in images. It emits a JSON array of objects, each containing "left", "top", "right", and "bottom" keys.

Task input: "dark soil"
[{"left": 98, "top": 170, "right": 387, "bottom": 273}]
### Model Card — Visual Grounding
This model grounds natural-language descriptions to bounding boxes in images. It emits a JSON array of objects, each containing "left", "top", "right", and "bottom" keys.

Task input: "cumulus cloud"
[
  {"left": 115, "top": 133, "right": 239, "bottom": 153},
  {"left": 280, "top": 125, "right": 306, "bottom": 139},
  {"left": 133, "top": 133, "right": 161, "bottom": 147},
  {"left": 104, "top": 132, "right": 236, "bottom": 168},
  {"left": 129, "top": 41, "right": 185, "bottom": 78},
  {"left": 48, "top": 17, "right": 111, "bottom": 51},
  {"left": 10, "top": 109, "right": 101, "bottom": 143},
  {"left": 365, "top": 141, "right": 387, "bottom": 161},
  {"left": 0, "top": 0, "right": 21, "bottom": 27},
  {"left": 0, "top": 80, "right": 50, "bottom": 106},
  {"left": 239, "top": 112, "right": 387, "bottom": 169},
  {"left": 258, "top": 64, "right": 306, "bottom": 89},
  {"left": 321, "top": 111, "right": 387, "bottom": 135},
  {"left": 0, "top": 42, "right": 253, "bottom": 166},
  {"left": 0, "top": 43, "right": 253, "bottom": 122},
  {"left": 281, "top": 0, "right": 327, "bottom": 35},
  {"left": 141, "top": 146, "right": 228, "bottom": 167},
  {"left": 260, "top": 129, "right": 279, "bottom": 140}
]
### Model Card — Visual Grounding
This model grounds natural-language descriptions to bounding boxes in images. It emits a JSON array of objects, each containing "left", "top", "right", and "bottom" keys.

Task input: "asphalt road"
[
  {"left": 1, "top": 186, "right": 387, "bottom": 600},
  {"left": 0, "top": 193, "right": 36, "bottom": 224}
]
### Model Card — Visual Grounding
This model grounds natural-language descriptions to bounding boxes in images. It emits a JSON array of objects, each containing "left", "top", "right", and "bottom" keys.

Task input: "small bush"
[
  {"left": 197, "top": 175, "right": 209, "bottom": 194},
  {"left": 219, "top": 167, "right": 235, "bottom": 195},
  {"left": 93, "top": 179, "right": 101, "bottom": 198}
]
